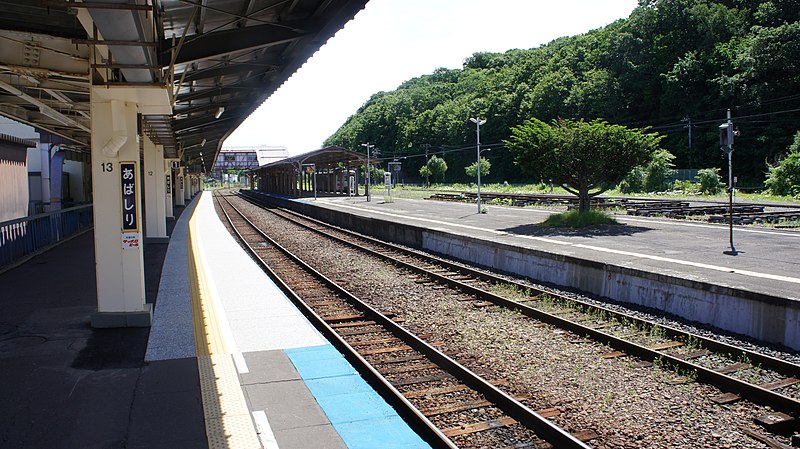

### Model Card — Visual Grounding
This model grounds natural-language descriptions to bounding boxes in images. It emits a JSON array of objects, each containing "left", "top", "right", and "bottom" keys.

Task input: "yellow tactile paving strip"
[{"left": 188, "top": 213, "right": 262, "bottom": 449}]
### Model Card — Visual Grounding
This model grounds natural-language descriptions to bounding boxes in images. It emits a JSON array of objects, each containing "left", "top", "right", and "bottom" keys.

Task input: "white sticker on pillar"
[{"left": 121, "top": 233, "right": 141, "bottom": 250}]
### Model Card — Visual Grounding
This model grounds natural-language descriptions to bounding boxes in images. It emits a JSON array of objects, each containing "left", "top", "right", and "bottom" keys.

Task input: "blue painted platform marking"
[{"left": 285, "top": 344, "right": 432, "bottom": 449}]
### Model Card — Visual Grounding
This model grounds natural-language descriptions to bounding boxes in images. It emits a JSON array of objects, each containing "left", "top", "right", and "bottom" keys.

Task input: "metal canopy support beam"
[
  {"left": 164, "top": 23, "right": 306, "bottom": 65},
  {"left": 174, "top": 101, "right": 238, "bottom": 116},
  {"left": 175, "top": 85, "right": 258, "bottom": 102},
  {"left": 178, "top": 63, "right": 276, "bottom": 83},
  {"left": 0, "top": 79, "right": 90, "bottom": 132},
  {"left": 172, "top": 116, "right": 235, "bottom": 134},
  {"left": 173, "top": 114, "right": 235, "bottom": 132}
]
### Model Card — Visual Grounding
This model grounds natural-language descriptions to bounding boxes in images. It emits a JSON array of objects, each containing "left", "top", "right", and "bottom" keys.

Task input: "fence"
[{"left": 0, "top": 204, "right": 93, "bottom": 269}]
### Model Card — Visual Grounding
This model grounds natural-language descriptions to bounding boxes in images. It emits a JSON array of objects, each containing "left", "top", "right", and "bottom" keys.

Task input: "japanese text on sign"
[{"left": 120, "top": 162, "right": 139, "bottom": 232}]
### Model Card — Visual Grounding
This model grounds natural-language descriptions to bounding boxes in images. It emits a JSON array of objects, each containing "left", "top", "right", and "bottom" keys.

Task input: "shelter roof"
[
  {"left": 257, "top": 146, "right": 366, "bottom": 171},
  {"left": 0, "top": 0, "right": 369, "bottom": 172}
]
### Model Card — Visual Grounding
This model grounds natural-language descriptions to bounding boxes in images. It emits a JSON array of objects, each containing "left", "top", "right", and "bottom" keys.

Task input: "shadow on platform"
[
  {"left": 0, "top": 205, "right": 208, "bottom": 449},
  {"left": 501, "top": 222, "right": 651, "bottom": 238}
]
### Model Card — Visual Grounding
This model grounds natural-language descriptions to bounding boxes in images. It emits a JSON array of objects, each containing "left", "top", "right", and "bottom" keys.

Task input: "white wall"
[{"left": 0, "top": 158, "right": 28, "bottom": 221}]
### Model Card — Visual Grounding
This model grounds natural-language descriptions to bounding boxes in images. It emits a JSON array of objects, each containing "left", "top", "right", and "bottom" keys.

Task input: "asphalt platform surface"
[{"left": 0, "top": 205, "right": 208, "bottom": 449}]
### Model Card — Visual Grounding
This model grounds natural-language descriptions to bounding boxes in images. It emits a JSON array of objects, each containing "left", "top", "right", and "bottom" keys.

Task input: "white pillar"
[
  {"left": 175, "top": 167, "right": 185, "bottom": 206},
  {"left": 89, "top": 96, "right": 151, "bottom": 327},
  {"left": 143, "top": 136, "right": 167, "bottom": 241},
  {"left": 164, "top": 159, "right": 175, "bottom": 219},
  {"left": 183, "top": 172, "right": 190, "bottom": 201}
]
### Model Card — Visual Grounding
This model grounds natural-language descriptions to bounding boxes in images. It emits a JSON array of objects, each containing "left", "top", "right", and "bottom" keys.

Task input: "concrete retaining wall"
[{"left": 266, "top": 194, "right": 800, "bottom": 350}]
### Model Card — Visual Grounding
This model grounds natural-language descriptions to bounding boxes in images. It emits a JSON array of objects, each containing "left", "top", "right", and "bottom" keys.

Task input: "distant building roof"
[
  {"left": 256, "top": 146, "right": 366, "bottom": 171},
  {"left": 0, "top": 133, "right": 37, "bottom": 149},
  {"left": 219, "top": 145, "right": 290, "bottom": 166}
]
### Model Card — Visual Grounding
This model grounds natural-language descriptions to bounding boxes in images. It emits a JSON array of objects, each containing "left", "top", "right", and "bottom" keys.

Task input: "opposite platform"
[
  {"left": 309, "top": 195, "right": 800, "bottom": 299},
  {"left": 256, "top": 192, "right": 800, "bottom": 350}
]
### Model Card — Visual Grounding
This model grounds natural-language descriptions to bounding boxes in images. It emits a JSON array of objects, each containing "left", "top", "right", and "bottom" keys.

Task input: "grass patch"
[{"left": 542, "top": 210, "right": 618, "bottom": 228}]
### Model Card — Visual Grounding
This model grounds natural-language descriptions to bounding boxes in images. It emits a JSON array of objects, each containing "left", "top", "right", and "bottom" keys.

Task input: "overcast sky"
[{"left": 224, "top": 0, "right": 639, "bottom": 155}]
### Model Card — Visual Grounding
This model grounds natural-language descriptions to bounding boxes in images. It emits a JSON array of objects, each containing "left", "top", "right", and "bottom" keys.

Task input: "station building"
[{"left": 211, "top": 145, "right": 289, "bottom": 184}]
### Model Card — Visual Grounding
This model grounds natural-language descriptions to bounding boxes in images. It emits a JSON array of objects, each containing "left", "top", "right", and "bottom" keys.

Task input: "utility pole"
[
  {"left": 421, "top": 143, "right": 431, "bottom": 187},
  {"left": 361, "top": 142, "right": 374, "bottom": 202},
  {"left": 684, "top": 116, "right": 692, "bottom": 155}
]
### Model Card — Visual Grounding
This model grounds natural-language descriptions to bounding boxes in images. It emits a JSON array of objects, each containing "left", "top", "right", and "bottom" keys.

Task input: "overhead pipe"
[{"left": 101, "top": 100, "right": 128, "bottom": 157}]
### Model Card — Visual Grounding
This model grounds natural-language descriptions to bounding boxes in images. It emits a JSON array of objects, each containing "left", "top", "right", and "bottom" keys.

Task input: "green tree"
[
  {"left": 643, "top": 149, "right": 678, "bottom": 192},
  {"left": 325, "top": 0, "right": 800, "bottom": 185},
  {"left": 465, "top": 157, "right": 491, "bottom": 180},
  {"left": 506, "top": 118, "right": 663, "bottom": 212},
  {"left": 419, "top": 165, "right": 432, "bottom": 187},
  {"left": 765, "top": 132, "right": 800, "bottom": 197},
  {"left": 698, "top": 167, "right": 723, "bottom": 194},
  {"left": 426, "top": 155, "right": 448, "bottom": 184},
  {"left": 619, "top": 148, "right": 677, "bottom": 193}
]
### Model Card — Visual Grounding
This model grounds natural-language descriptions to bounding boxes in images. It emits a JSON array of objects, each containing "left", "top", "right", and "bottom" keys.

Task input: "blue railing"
[{"left": 0, "top": 204, "right": 93, "bottom": 269}]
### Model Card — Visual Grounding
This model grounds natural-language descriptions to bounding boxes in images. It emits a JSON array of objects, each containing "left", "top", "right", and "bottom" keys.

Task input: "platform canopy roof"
[
  {"left": 256, "top": 145, "right": 366, "bottom": 172},
  {"left": 0, "top": 0, "right": 369, "bottom": 171}
]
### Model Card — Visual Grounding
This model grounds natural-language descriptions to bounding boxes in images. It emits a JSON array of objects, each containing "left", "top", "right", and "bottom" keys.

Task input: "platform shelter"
[
  {"left": 254, "top": 146, "right": 368, "bottom": 197},
  {"left": 0, "top": 0, "right": 368, "bottom": 328}
]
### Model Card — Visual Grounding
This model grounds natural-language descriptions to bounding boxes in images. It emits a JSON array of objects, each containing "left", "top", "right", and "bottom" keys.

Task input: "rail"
[
  {"left": 0, "top": 204, "right": 93, "bottom": 268},
  {"left": 240, "top": 190, "right": 800, "bottom": 417}
]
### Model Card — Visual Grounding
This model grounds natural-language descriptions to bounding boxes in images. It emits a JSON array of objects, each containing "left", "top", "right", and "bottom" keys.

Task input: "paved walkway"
[
  {"left": 0, "top": 204, "right": 207, "bottom": 449},
  {"left": 148, "top": 191, "right": 432, "bottom": 449}
]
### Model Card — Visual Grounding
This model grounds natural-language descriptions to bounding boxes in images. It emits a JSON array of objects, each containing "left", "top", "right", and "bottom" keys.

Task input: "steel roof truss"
[{"left": 165, "top": 22, "right": 306, "bottom": 66}]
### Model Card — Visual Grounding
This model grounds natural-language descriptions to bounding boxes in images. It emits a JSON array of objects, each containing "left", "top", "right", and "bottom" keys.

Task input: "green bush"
[
  {"left": 619, "top": 149, "right": 676, "bottom": 193},
  {"left": 619, "top": 166, "right": 645, "bottom": 193},
  {"left": 765, "top": 132, "right": 800, "bottom": 197},
  {"left": 643, "top": 149, "right": 677, "bottom": 192},
  {"left": 542, "top": 210, "right": 618, "bottom": 227},
  {"left": 673, "top": 180, "right": 700, "bottom": 194},
  {"left": 698, "top": 168, "right": 723, "bottom": 195}
]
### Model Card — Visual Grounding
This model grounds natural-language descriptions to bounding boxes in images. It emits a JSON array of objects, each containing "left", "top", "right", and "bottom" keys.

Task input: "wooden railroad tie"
[
  {"left": 442, "top": 416, "right": 517, "bottom": 437},
  {"left": 392, "top": 373, "right": 450, "bottom": 387},
  {"left": 380, "top": 363, "right": 439, "bottom": 375},
  {"left": 359, "top": 345, "right": 412, "bottom": 356}
]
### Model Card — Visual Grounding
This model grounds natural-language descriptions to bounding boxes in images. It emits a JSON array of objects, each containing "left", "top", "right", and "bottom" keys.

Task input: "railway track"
[
  {"left": 213, "top": 191, "right": 591, "bottom": 449},
  {"left": 237, "top": 190, "right": 800, "bottom": 432}
]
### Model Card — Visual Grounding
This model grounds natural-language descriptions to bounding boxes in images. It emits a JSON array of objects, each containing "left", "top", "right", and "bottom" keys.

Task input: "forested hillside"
[{"left": 325, "top": 0, "right": 800, "bottom": 187}]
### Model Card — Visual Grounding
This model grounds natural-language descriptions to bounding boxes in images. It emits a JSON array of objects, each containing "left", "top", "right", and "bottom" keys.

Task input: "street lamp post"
[
  {"left": 470, "top": 117, "right": 487, "bottom": 214},
  {"left": 361, "top": 142, "right": 374, "bottom": 202}
]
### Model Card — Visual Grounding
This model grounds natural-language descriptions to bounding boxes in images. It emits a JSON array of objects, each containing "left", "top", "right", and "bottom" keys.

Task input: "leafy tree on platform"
[{"left": 506, "top": 118, "right": 663, "bottom": 212}]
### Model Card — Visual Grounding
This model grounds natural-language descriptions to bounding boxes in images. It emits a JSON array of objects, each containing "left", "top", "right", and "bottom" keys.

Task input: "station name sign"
[{"left": 120, "top": 161, "right": 139, "bottom": 232}]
